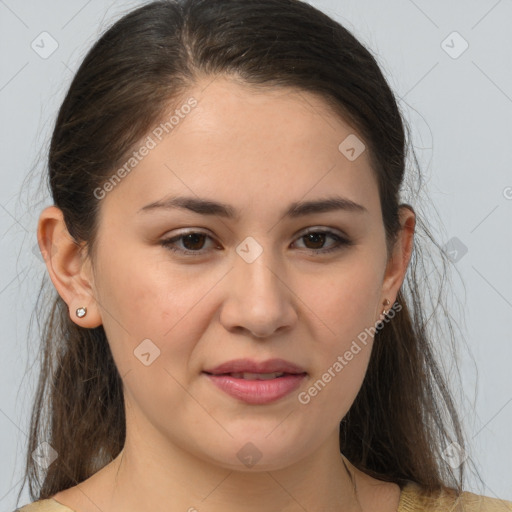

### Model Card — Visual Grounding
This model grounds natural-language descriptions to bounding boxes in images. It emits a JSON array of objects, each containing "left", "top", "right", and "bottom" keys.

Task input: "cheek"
[
  {"left": 94, "top": 250, "right": 220, "bottom": 371},
  {"left": 93, "top": 261, "right": 205, "bottom": 416},
  {"left": 293, "top": 257, "right": 383, "bottom": 413},
  {"left": 296, "top": 256, "right": 384, "bottom": 342}
]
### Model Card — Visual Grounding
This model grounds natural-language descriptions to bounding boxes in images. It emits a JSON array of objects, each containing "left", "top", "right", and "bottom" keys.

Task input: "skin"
[{"left": 39, "top": 75, "right": 415, "bottom": 512}]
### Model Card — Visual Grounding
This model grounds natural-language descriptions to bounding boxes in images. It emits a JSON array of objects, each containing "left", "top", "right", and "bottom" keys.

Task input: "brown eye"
[
  {"left": 180, "top": 233, "right": 208, "bottom": 251},
  {"left": 293, "top": 230, "right": 352, "bottom": 254},
  {"left": 302, "top": 232, "right": 327, "bottom": 250},
  {"left": 160, "top": 231, "right": 216, "bottom": 256}
]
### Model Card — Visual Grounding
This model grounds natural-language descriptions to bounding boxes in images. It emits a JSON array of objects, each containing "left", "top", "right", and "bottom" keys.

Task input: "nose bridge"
[
  {"left": 234, "top": 234, "right": 283, "bottom": 300},
  {"left": 221, "top": 234, "right": 294, "bottom": 336}
]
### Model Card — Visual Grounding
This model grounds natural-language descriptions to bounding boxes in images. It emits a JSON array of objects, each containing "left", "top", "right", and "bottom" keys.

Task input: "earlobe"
[{"left": 36, "top": 205, "right": 103, "bottom": 328}]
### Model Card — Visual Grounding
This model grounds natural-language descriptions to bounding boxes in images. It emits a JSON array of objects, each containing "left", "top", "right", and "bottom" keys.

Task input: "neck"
[{"left": 98, "top": 429, "right": 362, "bottom": 512}]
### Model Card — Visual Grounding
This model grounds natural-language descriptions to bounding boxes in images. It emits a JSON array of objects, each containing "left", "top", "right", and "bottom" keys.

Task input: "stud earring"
[
  {"left": 382, "top": 299, "right": 390, "bottom": 316},
  {"left": 76, "top": 306, "right": 87, "bottom": 318}
]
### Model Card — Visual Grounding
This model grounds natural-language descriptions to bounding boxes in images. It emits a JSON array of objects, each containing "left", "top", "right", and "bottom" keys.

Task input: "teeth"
[{"left": 230, "top": 372, "right": 286, "bottom": 380}]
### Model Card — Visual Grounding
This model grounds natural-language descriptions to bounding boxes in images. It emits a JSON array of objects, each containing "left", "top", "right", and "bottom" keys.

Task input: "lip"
[
  {"left": 202, "top": 358, "right": 307, "bottom": 405},
  {"left": 203, "top": 373, "right": 307, "bottom": 404},
  {"left": 203, "top": 358, "right": 306, "bottom": 375}
]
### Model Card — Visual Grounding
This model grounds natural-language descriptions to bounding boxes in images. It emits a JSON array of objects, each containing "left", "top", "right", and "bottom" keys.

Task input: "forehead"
[{"left": 99, "top": 76, "right": 380, "bottom": 224}]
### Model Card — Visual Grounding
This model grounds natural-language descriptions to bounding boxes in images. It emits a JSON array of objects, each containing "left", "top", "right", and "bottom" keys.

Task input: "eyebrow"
[{"left": 138, "top": 194, "right": 368, "bottom": 219}]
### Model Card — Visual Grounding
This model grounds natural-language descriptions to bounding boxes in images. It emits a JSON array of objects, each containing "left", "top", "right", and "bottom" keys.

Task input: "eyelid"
[
  {"left": 166, "top": 225, "right": 349, "bottom": 241},
  {"left": 298, "top": 226, "right": 349, "bottom": 239}
]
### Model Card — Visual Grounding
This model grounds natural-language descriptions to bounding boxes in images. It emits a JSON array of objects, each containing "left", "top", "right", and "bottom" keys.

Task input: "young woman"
[{"left": 15, "top": 0, "right": 512, "bottom": 511}]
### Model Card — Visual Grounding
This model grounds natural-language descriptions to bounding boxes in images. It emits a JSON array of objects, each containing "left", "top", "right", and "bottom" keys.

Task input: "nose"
[{"left": 219, "top": 243, "right": 297, "bottom": 338}]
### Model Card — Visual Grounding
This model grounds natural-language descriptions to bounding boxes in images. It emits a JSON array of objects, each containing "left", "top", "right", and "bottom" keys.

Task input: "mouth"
[
  {"left": 202, "top": 371, "right": 308, "bottom": 404},
  {"left": 203, "top": 357, "right": 307, "bottom": 376},
  {"left": 203, "top": 371, "right": 306, "bottom": 380}
]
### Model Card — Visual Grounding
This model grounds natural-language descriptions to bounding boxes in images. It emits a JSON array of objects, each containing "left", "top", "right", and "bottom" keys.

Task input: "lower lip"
[{"left": 203, "top": 373, "right": 307, "bottom": 404}]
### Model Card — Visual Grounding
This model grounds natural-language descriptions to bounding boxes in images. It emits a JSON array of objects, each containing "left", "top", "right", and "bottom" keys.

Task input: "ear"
[
  {"left": 379, "top": 204, "right": 416, "bottom": 312},
  {"left": 36, "top": 205, "right": 103, "bottom": 328}
]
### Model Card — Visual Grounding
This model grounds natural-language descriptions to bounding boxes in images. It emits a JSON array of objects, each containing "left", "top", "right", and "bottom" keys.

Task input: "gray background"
[{"left": 1, "top": 0, "right": 511, "bottom": 509}]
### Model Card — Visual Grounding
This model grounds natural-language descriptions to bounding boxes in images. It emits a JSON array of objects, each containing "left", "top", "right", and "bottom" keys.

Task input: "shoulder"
[
  {"left": 16, "top": 498, "right": 76, "bottom": 512},
  {"left": 399, "top": 481, "right": 512, "bottom": 512}
]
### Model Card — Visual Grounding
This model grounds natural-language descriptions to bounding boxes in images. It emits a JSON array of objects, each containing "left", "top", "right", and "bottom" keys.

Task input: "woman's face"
[{"left": 83, "top": 76, "right": 403, "bottom": 470}]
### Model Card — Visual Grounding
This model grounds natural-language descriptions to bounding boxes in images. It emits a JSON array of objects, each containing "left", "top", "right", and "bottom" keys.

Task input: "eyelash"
[{"left": 160, "top": 229, "right": 353, "bottom": 256}]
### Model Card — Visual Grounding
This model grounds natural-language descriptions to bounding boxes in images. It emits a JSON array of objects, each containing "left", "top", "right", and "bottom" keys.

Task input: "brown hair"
[{"left": 18, "top": 0, "right": 481, "bottom": 505}]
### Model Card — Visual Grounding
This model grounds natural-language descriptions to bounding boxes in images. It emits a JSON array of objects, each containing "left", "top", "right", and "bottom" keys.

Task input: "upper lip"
[{"left": 203, "top": 358, "right": 307, "bottom": 375}]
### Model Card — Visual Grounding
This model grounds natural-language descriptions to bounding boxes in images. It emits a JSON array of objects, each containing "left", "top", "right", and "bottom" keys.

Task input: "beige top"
[{"left": 16, "top": 481, "right": 512, "bottom": 511}]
